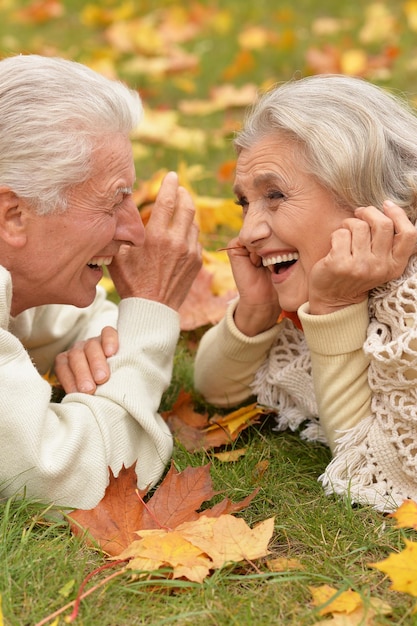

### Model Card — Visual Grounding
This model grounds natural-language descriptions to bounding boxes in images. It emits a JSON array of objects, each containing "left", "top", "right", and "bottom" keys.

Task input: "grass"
[
  {"left": 2, "top": 427, "right": 417, "bottom": 624},
  {"left": 2, "top": 0, "right": 417, "bottom": 623}
]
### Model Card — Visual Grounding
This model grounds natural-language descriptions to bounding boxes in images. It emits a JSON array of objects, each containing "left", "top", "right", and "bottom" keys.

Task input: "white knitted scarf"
[{"left": 252, "top": 256, "right": 417, "bottom": 512}]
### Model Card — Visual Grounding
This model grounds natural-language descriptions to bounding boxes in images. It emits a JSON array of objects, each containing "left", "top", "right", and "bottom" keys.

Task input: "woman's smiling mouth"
[{"left": 262, "top": 252, "right": 299, "bottom": 274}]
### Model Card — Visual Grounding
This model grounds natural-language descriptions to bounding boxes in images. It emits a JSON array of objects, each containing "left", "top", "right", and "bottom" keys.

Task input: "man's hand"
[
  {"left": 109, "top": 171, "right": 202, "bottom": 311},
  {"left": 54, "top": 326, "right": 118, "bottom": 394}
]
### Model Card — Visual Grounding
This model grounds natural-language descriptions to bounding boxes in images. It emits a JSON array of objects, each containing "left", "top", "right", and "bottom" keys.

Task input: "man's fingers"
[{"left": 101, "top": 326, "right": 119, "bottom": 357}]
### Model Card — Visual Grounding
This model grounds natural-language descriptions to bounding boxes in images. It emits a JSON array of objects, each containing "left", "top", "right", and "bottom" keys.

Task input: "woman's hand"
[
  {"left": 226, "top": 237, "right": 281, "bottom": 336},
  {"left": 54, "top": 326, "right": 118, "bottom": 394},
  {"left": 308, "top": 201, "right": 417, "bottom": 315}
]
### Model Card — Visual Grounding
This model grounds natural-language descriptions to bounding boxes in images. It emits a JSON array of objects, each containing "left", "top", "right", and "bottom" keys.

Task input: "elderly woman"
[
  {"left": 194, "top": 74, "right": 417, "bottom": 512},
  {"left": 0, "top": 54, "right": 201, "bottom": 508}
]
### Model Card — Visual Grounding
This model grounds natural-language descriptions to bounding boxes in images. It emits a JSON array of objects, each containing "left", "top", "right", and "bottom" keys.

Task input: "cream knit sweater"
[
  {"left": 195, "top": 256, "right": 417, "bottom": 512},
  {"left": 0, "top": 266, "right": 175, "bottom": 508}
]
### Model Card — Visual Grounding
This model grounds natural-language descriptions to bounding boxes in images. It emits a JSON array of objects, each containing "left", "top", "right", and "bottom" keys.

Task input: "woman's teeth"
[{"left": 262, "top": 252, "right": 299, "bottom": 267}]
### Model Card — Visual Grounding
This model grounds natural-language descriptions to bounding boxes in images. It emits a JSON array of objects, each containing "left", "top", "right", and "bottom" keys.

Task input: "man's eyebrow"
[{"left": 113, "top": 186, "right": 133, "bottom": 198}]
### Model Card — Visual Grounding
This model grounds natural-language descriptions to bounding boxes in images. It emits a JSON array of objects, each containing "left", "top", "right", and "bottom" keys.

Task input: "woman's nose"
[{"left": 238, "top": 203, "right": 271, "bottom": 247}]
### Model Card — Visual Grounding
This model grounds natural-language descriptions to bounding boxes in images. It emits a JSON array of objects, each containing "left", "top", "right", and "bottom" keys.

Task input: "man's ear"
[{"left": 0, "top": 187, "right": 28, "bottom": 248}]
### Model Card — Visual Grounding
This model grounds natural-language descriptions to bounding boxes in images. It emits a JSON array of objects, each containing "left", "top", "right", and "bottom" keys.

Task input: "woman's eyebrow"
[{"left": 233, "top": 172, "right": 285, "bottom": 195}]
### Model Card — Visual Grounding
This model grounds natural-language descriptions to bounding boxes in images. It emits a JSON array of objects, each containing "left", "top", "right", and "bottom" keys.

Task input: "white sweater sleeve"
[
  {"left": 194, "top": 299, "right": 281, "bottom": 407},
  {"left": 298, "top": 300, "right": 371, "bottom": 452},
  {"left": 10, "top": 286, "right": 119, "bottom": 376},
  {"left": 0, "top": 269, "right": 176, "bottom": 508}
]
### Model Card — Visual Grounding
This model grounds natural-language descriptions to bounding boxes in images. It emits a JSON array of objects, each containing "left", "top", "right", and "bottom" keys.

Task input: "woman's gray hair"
[
  {"left": 234, "top": 74, "right": 417, "bottom": 220},
  {"left": 0, "top": 54, "right": 142, "bottom": 214}
]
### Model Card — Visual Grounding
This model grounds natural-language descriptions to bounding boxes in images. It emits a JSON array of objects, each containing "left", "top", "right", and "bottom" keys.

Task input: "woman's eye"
[
  {"left": 267, "top": 190, "right": 285, "bottom": 201},
  {"left": 235, "top": 197, "right": 248, "bottom": 209}
]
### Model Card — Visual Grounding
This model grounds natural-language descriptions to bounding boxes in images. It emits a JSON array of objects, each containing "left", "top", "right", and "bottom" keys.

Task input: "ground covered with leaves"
[{"left": 2, "top": 0, "right": 417, "bottom": 624}]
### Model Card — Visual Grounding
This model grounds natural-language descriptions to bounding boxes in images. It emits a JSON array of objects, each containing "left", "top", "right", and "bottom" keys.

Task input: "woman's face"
[{"left": 234, "top": 132, "right": 353, "bottom": 312}]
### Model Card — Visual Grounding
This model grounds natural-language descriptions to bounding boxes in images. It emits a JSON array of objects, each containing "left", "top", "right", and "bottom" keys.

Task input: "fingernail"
[
  {"left": 80, "top": 381, "right": 95, "bottom": 393},
  {"left": 95, "top": 370, "right": 107, "bottom": 383}
]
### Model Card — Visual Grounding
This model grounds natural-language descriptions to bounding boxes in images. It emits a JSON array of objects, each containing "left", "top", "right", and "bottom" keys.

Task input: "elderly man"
[{"left": 0, "top": 54, "right": 201, "bottom": 508}]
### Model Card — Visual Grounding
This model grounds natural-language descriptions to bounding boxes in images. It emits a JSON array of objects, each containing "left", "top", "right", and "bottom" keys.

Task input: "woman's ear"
[{"left": 0, "top": 187, "right": 28, "bottom": 247}]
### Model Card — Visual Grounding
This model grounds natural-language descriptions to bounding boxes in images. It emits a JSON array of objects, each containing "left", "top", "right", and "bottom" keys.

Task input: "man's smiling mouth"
[
  {"left": 262, "top": 252, "right": 299, "bottom": 274},
  {"left": 87, "top": 256, "right": 113, "bottom": 269}
]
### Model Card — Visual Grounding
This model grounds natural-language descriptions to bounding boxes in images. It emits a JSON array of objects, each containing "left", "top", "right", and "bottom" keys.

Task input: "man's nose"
[{"left": 116, "top": 198, "right": 145, "bottom": 246}]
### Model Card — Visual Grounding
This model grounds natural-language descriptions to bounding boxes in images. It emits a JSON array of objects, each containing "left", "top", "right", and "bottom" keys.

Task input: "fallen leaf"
[
  {"left": 340, "top": 49, "right": 368, "bottom": 76},
  {"left": 310, "top": 586, "right": 392, "bottom": 625},
  {"left": 252, "top": 460, "right": 270, "bottom": 483},
  {"left": 177, "top": 265, "right": 237, "bottom": 331},
  {"left": 118, "top": 514, "right": 274, "bottom": 582},
  {"left": 177, "top": 514, "right": 274, "bottom": 568},
  {"left": 389, "top": 499, "right": 417, "bottom": 530},
  {"left": 369, "top": 539, "right": 417, "bottom": 597},
  {"left": 313, "top": 598, "right": 391, "bottom": 625},
  {"left": 178, "top": 84, "right": 258, "bottom": 115},
  {"left": 12, "top": 0, "right": 63, "bottom": 23},
  {"left": 162, "top": 392, "right": 271, "bottom": 452},
  {"left": 212, "top": 448, "right": 247, "bottom": 462},
  {"left": 266, "top": 557, "right": 304, "bottom": 572},
  {"left": 119, "top": 530, "right": 213, "bottom": 583},
  {"left": 310, "top": 585, "right": 363, "bottom": 615},
  {"left": 68, "top": 463, "right": 149, "bottom": 556},
  {"left": 69, "top": 463, "right": 258, "bottom": 556}
]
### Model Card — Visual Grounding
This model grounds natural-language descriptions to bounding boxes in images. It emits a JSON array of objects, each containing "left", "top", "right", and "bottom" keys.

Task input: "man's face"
[{"left": 11, "top": 133, "right": 145, "bottom": 314}]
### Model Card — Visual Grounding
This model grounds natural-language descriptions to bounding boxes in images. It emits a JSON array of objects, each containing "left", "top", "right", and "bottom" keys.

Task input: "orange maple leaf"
[{"left": 68, "top": 462, "right": 258, "bottom": 557}]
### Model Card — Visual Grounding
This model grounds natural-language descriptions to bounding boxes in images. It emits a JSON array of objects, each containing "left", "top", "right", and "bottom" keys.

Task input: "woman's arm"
[
  {"left": 298, "top": 300, "right": 371, "bottom": 452},
  {"left": 194, "top": 299, "right": 280, "bottom": 407}
]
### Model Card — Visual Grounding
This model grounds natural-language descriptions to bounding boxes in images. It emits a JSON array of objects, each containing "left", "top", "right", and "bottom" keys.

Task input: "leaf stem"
[{"left": 33, "top": 559, "right": 128, "bottom": 626}]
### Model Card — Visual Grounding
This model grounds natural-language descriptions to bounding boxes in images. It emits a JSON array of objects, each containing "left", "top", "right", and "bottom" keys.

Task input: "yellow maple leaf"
[
  {"left": 116, "top": 514, "right": 273, "bottom": 583},
  {"left": 206, "top": 403, "right": 270, "bottom": 436},
  {"left": 212, "top": 448, "right": 247, "bottom": 462},
  {"left": 313, "top": 598, "right": 391, "bottom": 625},
  {"left": 309, "top": 585, "right": 363, "bottom": 615},
  {"left": 120, "top": 530, "right": 212, "bottom": 583},
  {"left": 178, "top": 514, "right": 274, "bottom": 569},
  {"left": 310, "top": 586, "right": 392, "bottom": 624},
  {"left": 389, "top": 499, "right": 417, "bottom": 530},
  {"left": 369, "top": 539, "right": 417, "bottom": 597},
  {"left": 266, "top": 557, "right": 303, "bottom": 572}
]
